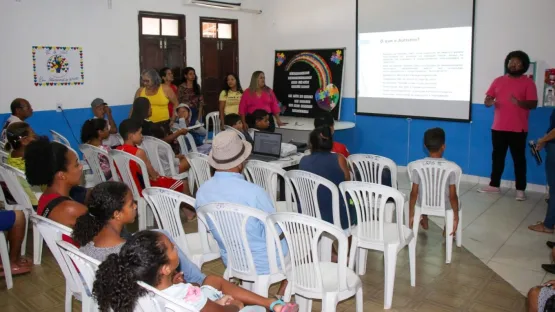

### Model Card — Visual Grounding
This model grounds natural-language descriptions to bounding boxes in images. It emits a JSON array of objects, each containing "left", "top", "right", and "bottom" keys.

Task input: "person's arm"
[
  {"left": 238, "top": 90, "right": 249, "bottom": 130},
  {"left": 201, "top": 298, "right": 241, "bottom": 312},
  {"left": 105, "top": 106, "right": 117, "bottom": 134},
  {"left": 512, "top": 79, "right": 539, "bottom": 110},
  {"left": 409, "top": 183, "right": 419, "bottom": 228},
  {"left": 512, "top": 96, "right": 538, "bottom": 110},
  {"left": 269, "top": 89, "right": 285, "bottom": 127},
  {"left": 163, "top": 128, "right": 188, "bottom": 144},
  {"left": 537, "top": 128, "right": 555, "bottom": 151},
  {"left": 163, "top": 84, "right": 179, "bottom": 108},
  {"left": 135, "top": 148, "right": 160, "bottom": 179},
  {"left": 484, "top": 79, "right": 497, "bottom": 107},
  {"left": 448, "top": 184, "right": 459, "bottom": 236},
  {"left": 337, "top": 154, "right": 351, "bottom": 181},
  {"left": 219, "top": 92, "right": 227, "bottom": 128}
]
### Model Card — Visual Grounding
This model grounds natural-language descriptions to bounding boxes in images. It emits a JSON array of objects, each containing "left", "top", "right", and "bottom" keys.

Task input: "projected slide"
[{"left": 359, "top": 27, "right": 472, "bottom": 101}]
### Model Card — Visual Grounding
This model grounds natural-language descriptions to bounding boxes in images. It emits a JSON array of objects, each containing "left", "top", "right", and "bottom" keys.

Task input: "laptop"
[{"left": 249, "top": 131, "right": 282, "bottom": 161}]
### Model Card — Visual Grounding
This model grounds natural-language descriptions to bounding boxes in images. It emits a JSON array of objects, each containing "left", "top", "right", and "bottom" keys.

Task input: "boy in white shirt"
[{"left": 409, "top": 127, "right": 459, "bottom": 236}]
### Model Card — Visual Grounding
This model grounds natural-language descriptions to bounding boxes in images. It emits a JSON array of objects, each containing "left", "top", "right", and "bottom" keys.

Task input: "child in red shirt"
[{"left": 314, "top": 113, "right": 350, "bottom": 158}]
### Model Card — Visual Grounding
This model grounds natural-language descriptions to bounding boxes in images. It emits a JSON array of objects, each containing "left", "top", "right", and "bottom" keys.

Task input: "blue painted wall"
[
  {"left": 335, "top": 98, "right": 554, "bottom": 185},
  {"left": 2, "top": 100, "right": 552, "bottom": 185}
]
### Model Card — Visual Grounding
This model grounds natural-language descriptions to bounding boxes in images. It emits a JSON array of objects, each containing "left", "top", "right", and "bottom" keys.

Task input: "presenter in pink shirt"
[
  {"left": 239, "top": 71, "right": 286, "bottom": 132},
  {"left": 478, "top": 51, "right": 538, "bottom": 200}
]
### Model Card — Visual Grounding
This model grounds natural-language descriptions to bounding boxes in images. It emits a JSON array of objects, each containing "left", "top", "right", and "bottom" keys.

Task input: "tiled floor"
[
  {"left": 2, "top": 172, "right": 543, "bottom": 311},
  {"left": 395, "top": 171, "right": 552, "bottom": 296}
]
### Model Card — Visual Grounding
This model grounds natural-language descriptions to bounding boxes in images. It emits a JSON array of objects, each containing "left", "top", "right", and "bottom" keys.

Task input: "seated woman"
[
  {"left": 528, "top": 280, "right": 555, "bottom": 312},
  {"left": 299, "top": 126, "right": 353, "bottom": 229},
  {"left": 24, "top": 138, "right": 88, "bottom": 229},
  {"left": 131, "top": 97, "right": 190, "bottom": 174},
  {"left": 81, "top": 118, "right": 113, "bottom": 181},
  {"left": 116, "top": 119, "right": 196, "bottom": 221},
  {"left": 5, "top": 122, "right": 40, "bottom": 208},
  {"left": 0, "top": 210, "right": 32, "bottom": 276},
  {"left": 93, "top": 230, "right": 298, "bottom": 312}
]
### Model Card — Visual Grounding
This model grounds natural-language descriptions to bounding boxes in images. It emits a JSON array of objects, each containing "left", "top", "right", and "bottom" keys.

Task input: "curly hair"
[
  {"left": 72, "top": 182, "right": 130, "bottom": 246},
  {"left": 5, "top": 122, "right": 32, "bottom": 151},
  {"left": 24, "top": 138, "right": 69, "bottom": 186},
  {"left": 80, "top": 118, "right": 107, "bottom": 143},
  {"left": 505, "top": 50, "right": 531, "bottom": 76},
  {"left": 93, "top": 231, "right": 168, "bottom": 312}
]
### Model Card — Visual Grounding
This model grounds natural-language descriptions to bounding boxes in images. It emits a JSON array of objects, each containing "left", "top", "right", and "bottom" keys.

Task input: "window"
[
  {"left": 202, "top": 22, "right": 233, "bottom": 39},
  {"left": 141, "top": 17, "right": 180, "bottom": 36}
]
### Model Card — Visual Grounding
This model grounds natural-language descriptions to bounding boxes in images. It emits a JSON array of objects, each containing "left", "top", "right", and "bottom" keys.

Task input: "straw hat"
[{"left": 208, "top": 131, "right": 252, "bottom": 170}]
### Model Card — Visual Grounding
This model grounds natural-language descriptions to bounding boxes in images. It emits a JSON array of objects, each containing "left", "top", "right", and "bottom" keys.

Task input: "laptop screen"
[{"left": 253, "top": 131, "right": 282, "bottom": 157}]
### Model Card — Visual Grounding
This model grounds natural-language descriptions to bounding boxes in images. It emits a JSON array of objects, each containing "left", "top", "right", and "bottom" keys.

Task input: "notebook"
[{"left": 249, "top": 131, "right": 282, "bottom": 161}]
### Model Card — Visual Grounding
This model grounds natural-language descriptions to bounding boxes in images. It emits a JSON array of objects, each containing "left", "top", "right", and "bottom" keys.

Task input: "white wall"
[
  {"left": 0, "top": 0, "right": 261, "bottom": 112},
  {"left": 258, "top": 0, "right": 555, "bottom": 102}
]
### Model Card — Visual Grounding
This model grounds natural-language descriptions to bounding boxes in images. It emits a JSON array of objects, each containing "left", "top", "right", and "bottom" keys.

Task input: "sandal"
[
  {"left": 0, "top": 264, "right": 31, "bottom": 277},
  {"left": 528, "top": 222, "right": 554, "bottom": 234},
  {"left": 16, "top": 257, "right": 33, "bottom": 268},
  {"left": 270, "top": 300, "right": 298, "bottom": 312}
]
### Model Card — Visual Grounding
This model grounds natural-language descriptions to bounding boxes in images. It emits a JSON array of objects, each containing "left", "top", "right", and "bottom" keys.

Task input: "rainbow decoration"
[{"left": 284, "top": 52, "right": 339, "bottom": 112}]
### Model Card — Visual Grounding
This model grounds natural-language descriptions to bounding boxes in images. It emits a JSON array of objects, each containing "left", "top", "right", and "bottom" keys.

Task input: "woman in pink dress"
[{"left": 239, "top": 71, "right": 286, "bottom": 132}]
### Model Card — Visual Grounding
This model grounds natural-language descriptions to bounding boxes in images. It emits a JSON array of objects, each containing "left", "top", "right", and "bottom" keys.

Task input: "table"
[{"left": 275, "top": 116, "right": 355, "bottom": 143}]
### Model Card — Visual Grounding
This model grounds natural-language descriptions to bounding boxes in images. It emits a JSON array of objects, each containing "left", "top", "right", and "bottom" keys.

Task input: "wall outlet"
[{"left": 56, "top": 102, "right": 63, "bottom": 112}]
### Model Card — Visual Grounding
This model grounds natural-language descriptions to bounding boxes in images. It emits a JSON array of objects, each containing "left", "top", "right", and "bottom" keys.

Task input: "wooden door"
[
  {"left": 199, "top": 18, "right": 239, "bottom": 115},
  {"left": 219, "top": 41, "right": 238, "bottom": 79},
  {"left": 165, "top": 37, "right": 186, "bottom": 83},
  {"left": 140, "top": 37, "right": 165, "bottom": 73},
  {"left": 200, "top": 40, "right": 221, "bottom": 114}
]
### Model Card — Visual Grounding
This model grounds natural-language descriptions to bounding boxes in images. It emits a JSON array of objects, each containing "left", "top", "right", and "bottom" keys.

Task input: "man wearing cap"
[
  {"left": 195, "top": 131, "right": 289, "bottom": 296},
  {"left": 1, "top": 98, "right": 33, "bottom": 142},
  {"left": 91, "top": 98, "right": 120, "bottom": 147}
]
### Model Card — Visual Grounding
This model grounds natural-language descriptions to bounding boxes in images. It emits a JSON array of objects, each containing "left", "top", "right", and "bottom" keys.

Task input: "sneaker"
[
  {"left": 477, "top": 186, "right": 500, "bottom": 194},
  {"left": 516, "top": 190, "right": 527, "bottom": 201}
]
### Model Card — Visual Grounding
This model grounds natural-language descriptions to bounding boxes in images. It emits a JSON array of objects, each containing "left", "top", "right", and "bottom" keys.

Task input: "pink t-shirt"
[
  {"left": 238, "top": 88, "right": 280, "bottom": 115},
  {"left": 486, "top": 75, "right": 537, "bottom": 132}
]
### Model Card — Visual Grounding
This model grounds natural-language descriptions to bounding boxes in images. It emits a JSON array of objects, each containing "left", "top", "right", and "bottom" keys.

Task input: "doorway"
[
  {"left": 200, "top": 18, "right": 239, "bottom": 114},
  {"left": 138, "top": 12, "right": 186, "bottom": 83}
]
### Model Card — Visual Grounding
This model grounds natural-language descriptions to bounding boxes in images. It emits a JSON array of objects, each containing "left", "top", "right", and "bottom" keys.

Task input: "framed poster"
[
  {"left": 273, "top": 48, "right": 345, "bottom": 119},
  {"left": 32, "top": 46, "right": 84, "bottom": 86},
  {"left": 544, "top": 68, "right": 555, "bottom": 107}
]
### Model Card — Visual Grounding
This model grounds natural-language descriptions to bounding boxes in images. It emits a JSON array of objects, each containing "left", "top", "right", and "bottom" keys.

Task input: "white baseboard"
[{"left": 398, "top": 166, "right": 548, "bottom": 194}]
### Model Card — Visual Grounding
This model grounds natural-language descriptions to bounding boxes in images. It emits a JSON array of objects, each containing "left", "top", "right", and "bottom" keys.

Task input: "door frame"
[
  {"left": 199, "top": 17, "right": 239, "bottom": 75},
  {"left": 138, "top": 11, "right": 186, "bottom": 74}
]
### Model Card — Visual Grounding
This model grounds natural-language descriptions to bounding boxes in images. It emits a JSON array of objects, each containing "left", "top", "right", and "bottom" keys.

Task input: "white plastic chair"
[
  {"left": 50, "top": 130, "right": 72, "bottom": 147},
  {"left": 141, "top": 136, "right": 188, "bottom": 180},
  {"left": 185, "top": 152, "right": 211, "bottom": 195},
  {"left": 0, "top": 164, "right": 40, "bottom": 262},
  {"left": 79, "top": 144, "right": 118, "bottom": 185},
  {"left": 348, "top": 154, "right": 398, "bottom": 187},
  {"left": 266, "top": 212, "right": 363, "bottom": 312},
  {"left": 339, "top": 181, "right": 415, "bottom": 309},
  {"left": 0, "top": 231, "right": 12, "bottom": 289},
  {"left": 204, "top": 111, "right": 221, "bottom": 143},
  {"left": 111, "top": 133, "right": 124, "bottom": 145},
  {"left": 407, "top": 159, "right": 462, "bottom": 263},
  {"left": 348, "top": 154, "right": 399, "bottom": 222},
  {"left": 197, "top": 202, "right": 288, "bottom": 299},
  {"left": 109, "top": 149, "right": 156, "bottom": 230},
  {"left": 0, "top": 148, "right": 8, "bottom": 163},
  {"left": 243, "top": 160, "right": 289, "bottom": 210},
  {"left": 136, "top": 281, "right": 199, "bottom": 312},
  {"left": 31, "top": 215, "right": 91, "bottom": 312},
  {"left": 285, "top": 170, "right": 348, "bottom": 262},
  {"left": 177, "top": 133, "right": 199, "bottom": 155},
  {"left": 57, "top": 240, "right": 101, "bottom": 311},
  {"left": 142, "top": 187, "right": 220, "bottom": 269},
  {"left": 224, "top": 126, "right": 246, "bottom": 141}
]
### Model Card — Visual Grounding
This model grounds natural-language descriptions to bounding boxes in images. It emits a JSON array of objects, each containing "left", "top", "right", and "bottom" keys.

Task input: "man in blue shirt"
[{"left": 195, "top": 130, "right": 288, "bottom": 296}]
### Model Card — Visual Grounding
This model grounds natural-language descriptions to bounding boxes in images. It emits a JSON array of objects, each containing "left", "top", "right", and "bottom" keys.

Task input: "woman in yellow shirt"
[
  {"left": 133, "top": 68, "right": 179, "bottom": 132},
  {"left": 5, "top": 122, "right": 40, "bottom": 207},
  {"left": 219, "top": 73, "right": 243, "bottom": 127}
]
